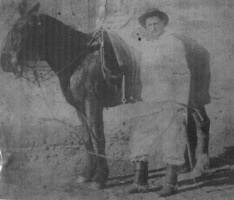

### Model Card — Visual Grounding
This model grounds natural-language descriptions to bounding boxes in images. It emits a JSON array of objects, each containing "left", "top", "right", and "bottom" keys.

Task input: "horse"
[
  {"left": 0, "top": 3, "right": 143, "bottom": 189},
  {"left": 0, "top": 3, "right": 211, "bottom": 189}
]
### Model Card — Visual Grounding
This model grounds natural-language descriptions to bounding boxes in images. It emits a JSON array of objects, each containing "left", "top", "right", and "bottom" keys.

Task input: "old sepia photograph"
[{"left": 0, "top": 0, "right": 234, "bottom": 199}]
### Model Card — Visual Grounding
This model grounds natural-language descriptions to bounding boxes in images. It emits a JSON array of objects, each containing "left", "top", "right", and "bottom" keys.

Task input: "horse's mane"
[
  {"left": 32, "top": 13, "right": 92, "bottom": 64},
  {"left": 38, "top": 14, "right": 89, "bottom": 39}
]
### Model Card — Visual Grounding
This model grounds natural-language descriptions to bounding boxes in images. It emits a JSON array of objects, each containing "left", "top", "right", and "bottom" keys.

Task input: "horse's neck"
[{"left": 40, "top": 15, "right": 91, "bottom": 75}]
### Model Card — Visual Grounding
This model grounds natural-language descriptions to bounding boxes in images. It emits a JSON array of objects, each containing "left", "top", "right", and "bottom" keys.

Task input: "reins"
[
  {"left": 16, "top": 26, "right": 127, "bottom": 105},
  {"left": 1, "top": 31, "right": 10, "bottom": 54},
  {"left": 43, "top": 27, "right": 103, "bottom": 78}
]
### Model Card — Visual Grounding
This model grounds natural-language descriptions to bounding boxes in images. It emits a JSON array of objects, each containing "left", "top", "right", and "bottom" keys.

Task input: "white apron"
[{"left": 129, "top": 32, "right": 190, "bottom": 165}]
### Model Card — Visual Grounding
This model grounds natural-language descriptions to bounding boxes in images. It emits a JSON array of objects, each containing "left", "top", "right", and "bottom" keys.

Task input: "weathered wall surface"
[{"left": 0, "top": 0, "right": 233, "bottom": 188}]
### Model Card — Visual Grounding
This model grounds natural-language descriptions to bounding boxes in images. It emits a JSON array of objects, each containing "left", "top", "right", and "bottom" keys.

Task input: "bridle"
[
  {"left": 1, "top": 19, "right": 33, "bottom": 78},
  {"left": 1, "top": 19, "right": 31, "bottom": 57},
  {"left": 1, "top": 15, "right": 49, "bottom": 82}
]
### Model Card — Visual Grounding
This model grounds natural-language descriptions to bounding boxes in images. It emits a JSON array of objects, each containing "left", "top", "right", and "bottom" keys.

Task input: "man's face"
[{"left": 145, "top": 16, "right": 165, "bottom": 39}]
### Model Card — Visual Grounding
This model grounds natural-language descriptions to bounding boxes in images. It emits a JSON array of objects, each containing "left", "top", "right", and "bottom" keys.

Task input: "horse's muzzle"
[{"left": 1, "top": 53, "right": 20, "bottom": 75}]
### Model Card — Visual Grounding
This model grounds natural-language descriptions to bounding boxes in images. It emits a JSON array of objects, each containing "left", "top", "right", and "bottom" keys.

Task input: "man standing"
[{"left": 128, "top": 8, "right": 191, "bottom": 196}]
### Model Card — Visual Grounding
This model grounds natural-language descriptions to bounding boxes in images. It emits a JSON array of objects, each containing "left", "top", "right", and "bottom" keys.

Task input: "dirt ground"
[{"left": 1, "top": 118, "right": 234, "bottom": 200}]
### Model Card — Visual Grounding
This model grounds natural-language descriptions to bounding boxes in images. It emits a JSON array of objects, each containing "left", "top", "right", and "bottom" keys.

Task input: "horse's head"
[{"left": 1, "top": 3, "right": 42, "bottom": 76}]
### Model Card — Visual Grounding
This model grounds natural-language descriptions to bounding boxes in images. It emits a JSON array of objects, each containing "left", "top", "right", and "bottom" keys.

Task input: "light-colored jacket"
[{"left": 139, "top": 32, "right": 190, "bottom": 105}]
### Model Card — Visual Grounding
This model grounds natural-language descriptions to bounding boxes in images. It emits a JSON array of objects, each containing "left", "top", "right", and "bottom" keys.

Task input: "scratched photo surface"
[{"left": 0, "top": 0, "right": 234, "bottom": 200}]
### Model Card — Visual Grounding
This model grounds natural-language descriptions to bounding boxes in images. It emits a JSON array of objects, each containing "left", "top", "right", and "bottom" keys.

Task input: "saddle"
[{"left": 101, "top": 29, "right": 142, "bottom": 106}]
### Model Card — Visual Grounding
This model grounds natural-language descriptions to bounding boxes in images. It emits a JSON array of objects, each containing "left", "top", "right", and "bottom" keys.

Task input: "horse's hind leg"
[
  {"left": 192, "top": 105, "right": 210, "bottom": 177},
  {"left": 83, "top": 99, "right": 109, "bottom": 189}
]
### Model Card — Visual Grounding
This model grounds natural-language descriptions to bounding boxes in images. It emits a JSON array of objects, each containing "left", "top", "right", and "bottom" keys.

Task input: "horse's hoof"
[
  {"left": 192, "top": 154, "right": 210, "bottom": 178},
  {"left": 88, "top": 181, "right": 105, "bottom": 190},
  {"left": 156, "top": 184, "right": 177, "bottom": 197},
  {"left": 192, "top": 168, "right": 203, "bottom": 178},
  {"left": 77, "top": 175, "right": 92, "bottom": 183}
]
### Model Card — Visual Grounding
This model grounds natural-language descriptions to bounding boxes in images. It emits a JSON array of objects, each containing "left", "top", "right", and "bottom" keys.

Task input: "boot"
[
  {"left": 128, "top": 161, "right": 149, "bottom": 194},
  {"left": 157, "top": 164, "right": 178, "bottom": 197}
]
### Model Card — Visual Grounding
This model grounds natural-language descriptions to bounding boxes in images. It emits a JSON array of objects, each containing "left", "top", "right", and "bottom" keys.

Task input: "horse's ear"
[
  {"left": 27, "top": 2, "right": 40, "bottom": 16},
  {"left": 18, "top": 1, "right": 27, "bottom": 17}
]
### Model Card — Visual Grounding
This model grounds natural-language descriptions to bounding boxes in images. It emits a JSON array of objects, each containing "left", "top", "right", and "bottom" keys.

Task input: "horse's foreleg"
[
  {"left": 194, "top": 106, "right": 210, "bottom": 156},
  {"left": 76, "top": 110, "right": 97, "bottom": 183},
  {"left": 83, "top": 99, "right": 109, "bottom": 189},
  {"left": 60, "top": 83, "right": 97, "bottom": 183}
]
